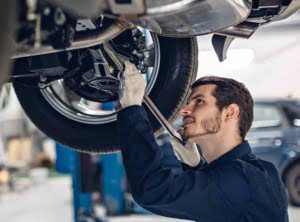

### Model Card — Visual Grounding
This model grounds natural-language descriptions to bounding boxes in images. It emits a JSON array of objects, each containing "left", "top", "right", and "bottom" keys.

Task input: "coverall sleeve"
[
  {"left": 117, "top": 106, "right": 248, "bottom": 222},
  {"left": 181, "top": 162, "right": 202, "bottom": 171}
]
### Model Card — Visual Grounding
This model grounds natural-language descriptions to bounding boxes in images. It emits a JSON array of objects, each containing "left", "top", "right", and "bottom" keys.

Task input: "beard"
[{"left": 183, "top": 112, "right": 222, "bottom": 141}]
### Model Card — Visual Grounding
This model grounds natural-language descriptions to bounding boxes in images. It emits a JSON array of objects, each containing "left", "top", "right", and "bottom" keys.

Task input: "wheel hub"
[
  {"left": 64, "top": 47, "right": 122, "bottom": 102},
  {"left": 64, "top": 28, "right": 151, "bottom": 103},
  {"left": 39, "top": 29, "right": 160, "bottom": 125}
]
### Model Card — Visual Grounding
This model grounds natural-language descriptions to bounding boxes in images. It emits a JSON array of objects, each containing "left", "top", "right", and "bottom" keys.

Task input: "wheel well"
[{"left": 282, "top": 158, "right": 300, "bottom": 184}]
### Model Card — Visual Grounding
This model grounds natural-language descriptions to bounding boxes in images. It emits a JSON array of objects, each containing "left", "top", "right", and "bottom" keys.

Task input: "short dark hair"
[{"left": 191, "top": 76, "right": 254, "bottom": 140}]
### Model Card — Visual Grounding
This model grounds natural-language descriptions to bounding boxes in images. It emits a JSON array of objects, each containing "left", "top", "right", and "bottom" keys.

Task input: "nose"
[{"left": 180, "top": 104, "right": 192, "bottom": 117}]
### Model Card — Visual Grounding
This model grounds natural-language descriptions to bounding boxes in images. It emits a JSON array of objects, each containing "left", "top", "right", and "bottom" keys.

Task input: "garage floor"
[{"left": 0, "top": 178, "right": 299, "bottom": 222}]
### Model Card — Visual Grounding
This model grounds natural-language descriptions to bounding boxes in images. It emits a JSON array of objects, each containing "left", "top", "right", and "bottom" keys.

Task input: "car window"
[
  {"left": 282, "top": 102, "right": 300, "bottom": 127},
  {"left": 252, "top": 104, "right": 282, "bottom": 129}
]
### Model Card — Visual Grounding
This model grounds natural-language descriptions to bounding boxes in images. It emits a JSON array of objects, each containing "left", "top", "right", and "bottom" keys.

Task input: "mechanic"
[{"left": 117, "top": 62, "right": 289, "bottom": 222}]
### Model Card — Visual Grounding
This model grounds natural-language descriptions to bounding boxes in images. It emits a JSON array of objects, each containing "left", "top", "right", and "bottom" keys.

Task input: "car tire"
[
  {"left": 13, "top": 36, "right": 198, "bottom": 153},
  {"left": 0, "top": 0, "right": 16, "bottom": 88},
  {"left": 285, "top": 163, "right": 300, "bottom": 206}
]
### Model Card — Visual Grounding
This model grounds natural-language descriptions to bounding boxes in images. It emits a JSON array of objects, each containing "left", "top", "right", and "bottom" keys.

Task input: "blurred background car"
[{"left": 247, "top": 99, "right": 300, "bottom": 206}]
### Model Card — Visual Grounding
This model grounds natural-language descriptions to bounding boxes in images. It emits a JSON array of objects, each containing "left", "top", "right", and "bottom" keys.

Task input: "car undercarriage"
[{"left": 0, "top": 0, "right": 299, "bottom": 152}]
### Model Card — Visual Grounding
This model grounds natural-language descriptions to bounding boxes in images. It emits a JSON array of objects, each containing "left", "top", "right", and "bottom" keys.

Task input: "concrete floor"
[{"left": 0, "top": 177, "right": 299, "bottom": 222}]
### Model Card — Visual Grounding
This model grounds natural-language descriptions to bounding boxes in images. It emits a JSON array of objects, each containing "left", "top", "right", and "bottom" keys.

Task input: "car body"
[{"left": 247, "top": 99, "right": 300, "bottom": 182}]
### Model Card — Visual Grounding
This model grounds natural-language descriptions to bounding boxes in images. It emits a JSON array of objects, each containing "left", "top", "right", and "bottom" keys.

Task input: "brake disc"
[{"left": 64, "top": 28, "right": 151, "bottom": 103}]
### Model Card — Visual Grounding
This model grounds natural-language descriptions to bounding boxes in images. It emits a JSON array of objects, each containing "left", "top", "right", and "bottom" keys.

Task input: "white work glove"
[
  {"left": 118, "top": 61, "right": 146, "bottom": 108},
  {"left": 170, "top": 128, "right": 201, "bottom": 167}
]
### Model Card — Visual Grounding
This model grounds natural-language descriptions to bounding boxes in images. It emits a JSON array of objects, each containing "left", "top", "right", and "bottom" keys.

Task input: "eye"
[{"left": 196, "top": 98, "right": 203, "bottom": 104}]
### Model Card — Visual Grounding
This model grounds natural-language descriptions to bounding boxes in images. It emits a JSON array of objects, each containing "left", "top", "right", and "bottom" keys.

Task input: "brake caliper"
[{"left": 81, "top": 49, "right": 120, "bottom": 94}]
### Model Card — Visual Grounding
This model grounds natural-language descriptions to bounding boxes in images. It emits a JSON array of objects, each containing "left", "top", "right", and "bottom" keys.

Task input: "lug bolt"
[
  {"left": 43, "top": 7, "right": 51, "bottom": 16},
  {"left": 109, "top": 66, "right": 114, "bottom": 74},
  {"left": 54, "top": 8, "right": 66, "bottom": 26},
  {"left": 143, "top": 51, "right": 150, "bottom": 58},
  {"left": 38, "top": 83, "right": 47, "bottom": 89},
  {"left": 137, "top": 64, "right": 143, "bottom": 70},
  {"left": 40, "top": 76, "right": 47, "bottom": 82}
]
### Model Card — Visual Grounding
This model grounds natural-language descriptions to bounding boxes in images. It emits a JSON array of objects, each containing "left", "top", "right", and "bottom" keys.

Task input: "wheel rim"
[{"left": 40, "top": 31, "right": 160, "bottom": 125}]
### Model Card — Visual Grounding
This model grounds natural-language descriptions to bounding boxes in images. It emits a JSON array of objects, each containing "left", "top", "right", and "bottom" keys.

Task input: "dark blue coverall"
[{"left": 117, "top": 106, "right": 289, "bottom": 222}]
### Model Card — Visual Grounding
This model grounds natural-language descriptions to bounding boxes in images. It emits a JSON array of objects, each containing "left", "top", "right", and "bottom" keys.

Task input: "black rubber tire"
[
  {"left": 0, "top": 1, "right": 16, "bottom": 88},
  {"left": 13, "top": 36, "right": 198, "bottom": 153},
  {"left": 286, "top": 164, "right": 300, "bottom": 206}
]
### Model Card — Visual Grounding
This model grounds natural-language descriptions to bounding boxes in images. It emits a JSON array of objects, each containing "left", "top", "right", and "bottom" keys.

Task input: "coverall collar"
[{"left": 201, "top": 140, "right": 252, "bottom": 170}]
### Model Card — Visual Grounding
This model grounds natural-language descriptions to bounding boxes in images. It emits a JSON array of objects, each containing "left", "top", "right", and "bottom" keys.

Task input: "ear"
[{"left": 225, "top": 104, "right": 240, "bottom": 120}]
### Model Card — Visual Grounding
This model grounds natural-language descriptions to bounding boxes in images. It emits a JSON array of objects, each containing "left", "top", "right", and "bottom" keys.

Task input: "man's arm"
[{"left": 117, "top": 105, "right": 249, "bottom": 221}]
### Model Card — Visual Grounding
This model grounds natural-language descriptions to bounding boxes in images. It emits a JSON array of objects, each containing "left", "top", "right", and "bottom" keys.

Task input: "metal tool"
[
  {"left": 103, "top": 42, "right": 186, "bottom": 145},
  {"left": 143, "top": 94, "right": 186, "bottom": 145}
]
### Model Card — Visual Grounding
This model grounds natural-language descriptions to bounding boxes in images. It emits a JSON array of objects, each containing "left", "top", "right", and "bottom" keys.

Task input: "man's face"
[{"left": 180, "top": 84, "right": 222, "bottom": 142}]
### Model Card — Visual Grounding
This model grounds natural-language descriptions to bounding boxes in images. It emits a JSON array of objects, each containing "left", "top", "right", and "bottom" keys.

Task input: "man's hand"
[
  {"left": 170, "top": 128, "right": 201, "bottom": 167},
  {"left": 119, "top": 61, "right": 146, "bottom": 108}
]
